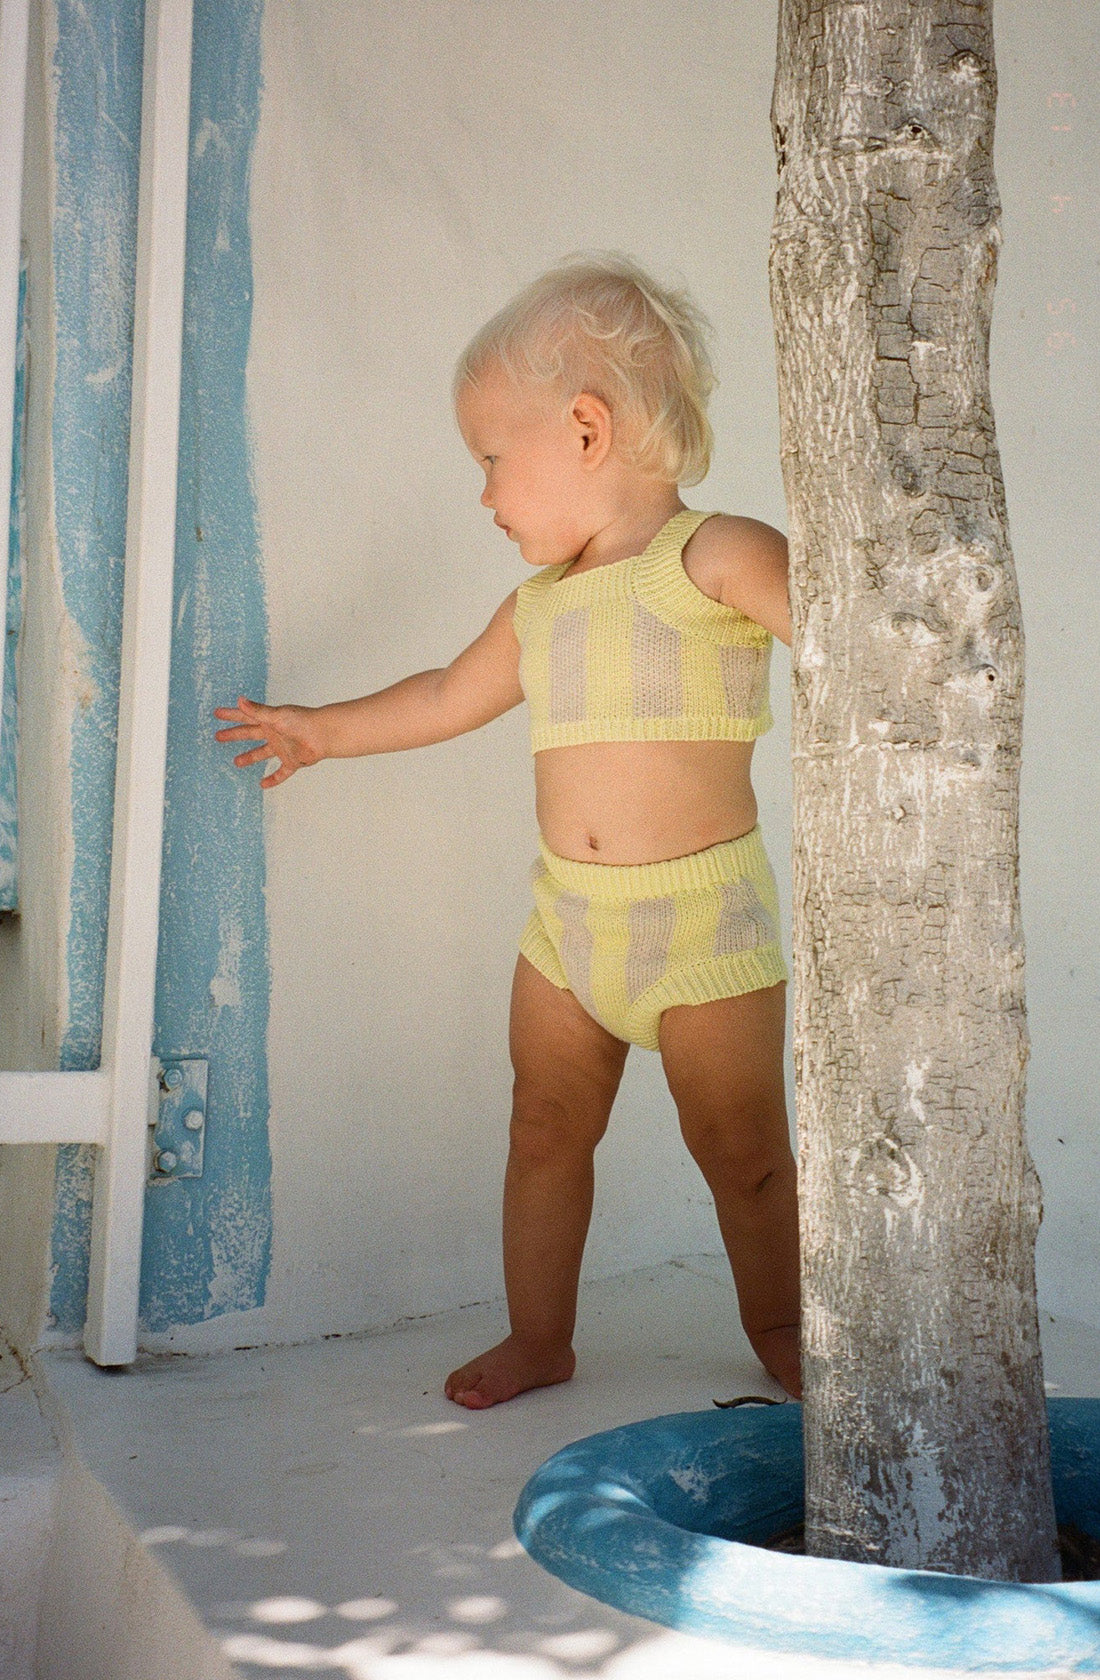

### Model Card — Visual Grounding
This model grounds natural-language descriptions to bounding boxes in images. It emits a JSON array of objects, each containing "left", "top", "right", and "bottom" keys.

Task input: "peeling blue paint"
[
  {"left": 1, "top": 260, "right": 27, "bottom": 910},
  {"left": 48, "top": 0, "right": 271, "bottom": 1336},
  {"left": 142, "top": 0, "right": 272, "bottom": 1330}
]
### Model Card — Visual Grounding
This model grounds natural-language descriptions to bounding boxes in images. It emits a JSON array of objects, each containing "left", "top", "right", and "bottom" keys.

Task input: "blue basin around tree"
[{"left": 515, "top": 1398, "right": 1100, "bottom": 1670}]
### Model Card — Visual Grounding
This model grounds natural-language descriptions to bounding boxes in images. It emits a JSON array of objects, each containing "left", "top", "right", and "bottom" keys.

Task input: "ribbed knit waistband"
[{"left": 536, "top": 825, "right": 770, "bottom": 903}]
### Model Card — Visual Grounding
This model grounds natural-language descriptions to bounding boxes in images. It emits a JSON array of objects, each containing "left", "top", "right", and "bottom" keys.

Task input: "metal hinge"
[{"left": 148, "top": 1057, "right": 208, "bottom": 1182}]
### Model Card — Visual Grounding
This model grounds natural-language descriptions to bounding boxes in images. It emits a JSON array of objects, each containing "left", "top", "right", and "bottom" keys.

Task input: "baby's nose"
[{"left": 480, "top": 484, "right": 493, "bottom": 509}]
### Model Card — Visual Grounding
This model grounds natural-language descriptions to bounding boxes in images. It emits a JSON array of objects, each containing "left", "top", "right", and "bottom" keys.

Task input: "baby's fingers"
[
  {"left": 215, "top": 721, "right": 268, "bottom": 743},
  {"left": 233, "top": 743, "right": 275, "bottom": 768},
  {"left": 214, "top": 697, "right": 268, "bottom": 724},
  {"left": 259, "top": 761, "right": 297, "bottom": 790}
]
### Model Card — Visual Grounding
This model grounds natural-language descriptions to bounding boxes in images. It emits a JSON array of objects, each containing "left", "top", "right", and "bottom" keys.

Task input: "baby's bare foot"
[
  {"left": 445, "top": 1334, "right": 576, "bottom": 1410},
  {"left": 750, "top": 1324, "right": 802, "bottom": 1400}
]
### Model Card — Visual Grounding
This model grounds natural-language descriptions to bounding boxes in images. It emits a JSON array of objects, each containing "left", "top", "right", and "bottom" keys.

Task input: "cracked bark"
[{"left": 769, "top": 0, "right": 1060, "bottom": 1581}]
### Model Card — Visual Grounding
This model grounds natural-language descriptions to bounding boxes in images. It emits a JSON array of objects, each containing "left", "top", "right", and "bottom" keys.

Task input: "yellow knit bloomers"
[{"left": 519, "top": 826, "right": 788, "bottom": 1051}]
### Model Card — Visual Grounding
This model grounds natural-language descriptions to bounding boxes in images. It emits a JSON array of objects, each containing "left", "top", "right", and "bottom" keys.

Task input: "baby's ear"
[{"left": 571, "top": 391, "right": 613, "bottom": 465}]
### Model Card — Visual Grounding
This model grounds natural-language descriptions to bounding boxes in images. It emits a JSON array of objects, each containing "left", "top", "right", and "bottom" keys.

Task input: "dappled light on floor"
[
  {"left": 140, "top": 1522, "right": 287, "bottom": 1556},
  {"left": 218, "top": 1608, "right": 819, "bottom": 1679},
  {"left": 36, "top": 1278, "right": 1100, "bottom": 1680},
  {"left": 211, "top": 1534, "right": 641, "bottom": 1677}
]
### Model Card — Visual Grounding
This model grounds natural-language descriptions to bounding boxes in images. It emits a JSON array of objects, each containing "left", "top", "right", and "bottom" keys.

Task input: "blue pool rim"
[{"left": 514, "top": 1398, "right": 1100, "bottom": 1671}]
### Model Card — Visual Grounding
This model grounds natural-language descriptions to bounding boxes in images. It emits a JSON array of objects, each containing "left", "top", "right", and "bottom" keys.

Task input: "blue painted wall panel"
[
  {"left": 142, "top": 0, "right": 272, "bottom": 1331},
  {"left": 48, "top": 0, "right": 271, "bottom": 1336}
]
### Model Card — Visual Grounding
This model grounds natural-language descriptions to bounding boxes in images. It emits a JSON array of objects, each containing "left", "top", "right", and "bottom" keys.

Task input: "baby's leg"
[
  {"left": 445, "top": 955, "right": 629, "bottom": 1409},
  {"left": 658, "top": 983, "right": 801, "bottom": 1398}
]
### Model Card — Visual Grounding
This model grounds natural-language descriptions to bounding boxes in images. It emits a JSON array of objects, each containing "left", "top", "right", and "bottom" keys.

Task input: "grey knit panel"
[
  {"left": 631, "top": 604, "right": 682, "bottom": 718},
  {"left": 718, "top": 643, "right": 767, "bottom": 718},
  {"left": 548, "top": 608, "right": 589, "bottom": 725},
  {"left": 714, "top": 879, "right": 773, "bottom": 955},
  {"left": 555, "top": 892, "right": 596, "bottom": 1015},
  {"left": 625, "top": 896, "right": 677, "bottom": 1003}
]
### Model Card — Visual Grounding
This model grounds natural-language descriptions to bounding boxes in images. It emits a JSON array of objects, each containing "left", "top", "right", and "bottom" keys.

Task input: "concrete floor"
[{"left": 17, "top": 1259, "right": 1100, "bottom": 1680}]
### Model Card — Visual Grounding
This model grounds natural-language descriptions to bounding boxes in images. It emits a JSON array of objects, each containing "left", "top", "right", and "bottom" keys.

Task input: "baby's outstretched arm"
[{"left": 215, "top": 589, "right": 523, "bottom": 789}]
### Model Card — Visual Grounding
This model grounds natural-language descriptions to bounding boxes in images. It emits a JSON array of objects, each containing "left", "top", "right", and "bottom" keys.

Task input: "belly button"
[{"left": 587, "top": 835, "right": 600, "bottom": 853}]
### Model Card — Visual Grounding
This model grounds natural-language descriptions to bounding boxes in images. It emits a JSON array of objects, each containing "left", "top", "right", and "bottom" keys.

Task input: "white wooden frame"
[{"left": 0, "top": 0, "right": 194, "bottom": 1367}]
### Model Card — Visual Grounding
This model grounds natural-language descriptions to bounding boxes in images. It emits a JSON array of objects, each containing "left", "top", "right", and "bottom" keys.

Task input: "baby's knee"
[
  {"left": 683, "top": 1115, "right": 794, "bottom": 1196},
  {"left": 509, "top": 1081, "right": 608, "bottom": 1162}
]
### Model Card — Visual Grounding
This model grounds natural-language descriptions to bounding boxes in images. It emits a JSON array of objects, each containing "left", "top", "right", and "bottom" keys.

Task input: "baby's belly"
[{"left": 534, "top": 740, "right": 759, "bottom": 865}]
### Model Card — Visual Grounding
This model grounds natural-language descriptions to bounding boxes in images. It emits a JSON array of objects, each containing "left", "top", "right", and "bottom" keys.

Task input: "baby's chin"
[
  {"left": 517, "top": 542, "right": 555, "bottom": 568},
  {"left": 517, "top": 537, "right": 578, "bottom": 569}
]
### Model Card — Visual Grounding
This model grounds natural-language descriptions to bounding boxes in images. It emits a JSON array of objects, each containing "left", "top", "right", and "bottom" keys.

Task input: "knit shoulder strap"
[
  {"left": 513, "top": 561, "right": 571, "bottom": 640},
  {"left": 633, "top": 510, "right": 770, "bottom": 646}
]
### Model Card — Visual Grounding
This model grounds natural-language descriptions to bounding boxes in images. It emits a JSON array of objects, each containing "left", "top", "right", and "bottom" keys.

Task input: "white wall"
[
  {"left": 162, "top": 0, "right": 1097, "bottom": 1350},
  {"left": 227, "top": 0, "right": 791, "bottom": 1348},
  {"left": 992, "top": 7, "right": 1100, "bottom": 1324}
]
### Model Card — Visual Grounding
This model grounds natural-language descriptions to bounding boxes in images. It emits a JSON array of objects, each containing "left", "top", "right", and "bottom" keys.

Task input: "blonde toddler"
[{"left": 216, "top": 255, "right": 801, "bottom": 1406}]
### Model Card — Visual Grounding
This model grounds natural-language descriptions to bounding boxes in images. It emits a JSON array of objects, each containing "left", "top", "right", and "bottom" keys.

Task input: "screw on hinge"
[{"left": 150, "top": 1057, "right": 209, "bottom": 1182}]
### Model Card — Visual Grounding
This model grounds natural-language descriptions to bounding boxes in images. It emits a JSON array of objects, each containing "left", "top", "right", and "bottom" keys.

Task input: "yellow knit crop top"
[{"left": 513, "top": 509, "right": 773, "bottom": 753}]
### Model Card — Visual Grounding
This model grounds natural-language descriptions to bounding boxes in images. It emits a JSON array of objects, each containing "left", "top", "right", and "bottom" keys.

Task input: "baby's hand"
[{"left": 214, "top": 696, "right": 325, "bottom": 789}]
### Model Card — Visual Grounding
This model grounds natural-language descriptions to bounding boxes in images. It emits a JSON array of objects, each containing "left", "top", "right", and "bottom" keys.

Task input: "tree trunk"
[{"left": 769, "top": 0, "right": 1060, "bottom": 1582}]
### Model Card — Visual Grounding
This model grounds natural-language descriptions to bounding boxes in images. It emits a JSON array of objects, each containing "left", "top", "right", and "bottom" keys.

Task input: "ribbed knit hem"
[
  {"left": 537, "top": 825, "right": 774, "bottom": 903},
  {"left": 518, "top": 916, "right": 571, "bottom": 990},
  {"left": 531, "top": 712, "right": 773, "bottom": 753},
  {"left": 627, "top": 946, "right": 788, "bottom": 1049}
]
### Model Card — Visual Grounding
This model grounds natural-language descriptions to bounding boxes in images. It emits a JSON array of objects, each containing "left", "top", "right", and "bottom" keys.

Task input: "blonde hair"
[{"left": 454, "top": 254, "right": 716, "bottom": 487}]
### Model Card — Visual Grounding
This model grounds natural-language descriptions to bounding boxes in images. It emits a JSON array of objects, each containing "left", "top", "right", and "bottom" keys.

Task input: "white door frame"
[{"left": 0, "top": 0, "right": 195, "bottom": 1368}]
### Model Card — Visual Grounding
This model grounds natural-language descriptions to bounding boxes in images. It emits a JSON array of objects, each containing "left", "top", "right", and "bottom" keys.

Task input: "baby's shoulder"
[
  {"left": 683, "top": 512, "right": 787, "bottom": 567},
  {"left": 682, "top": 513, "right": 788, "bottom": 606}
]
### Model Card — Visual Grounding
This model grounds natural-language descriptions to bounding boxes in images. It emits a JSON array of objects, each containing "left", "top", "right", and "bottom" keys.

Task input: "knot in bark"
[
  {"left": 850, "top": 1132, "right": 923, "bottom": 1207},
  {"left": 948, "top": 49, "right": 985, "bottom": 81}
]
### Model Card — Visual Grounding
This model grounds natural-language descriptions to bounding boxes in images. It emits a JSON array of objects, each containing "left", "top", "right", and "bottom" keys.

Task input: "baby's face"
[{"left": 457, "top": 366, "right": 596, "bottom": 569}]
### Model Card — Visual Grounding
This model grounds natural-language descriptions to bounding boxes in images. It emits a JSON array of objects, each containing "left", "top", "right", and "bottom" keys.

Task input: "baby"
[{"left": 216, "top": 254, "right": 800, "bottom": 1406}]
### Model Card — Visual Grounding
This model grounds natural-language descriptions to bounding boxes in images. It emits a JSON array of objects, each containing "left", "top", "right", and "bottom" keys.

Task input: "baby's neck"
[{"left": 572, "top": 485, "right": 685, "bottom": 572}]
